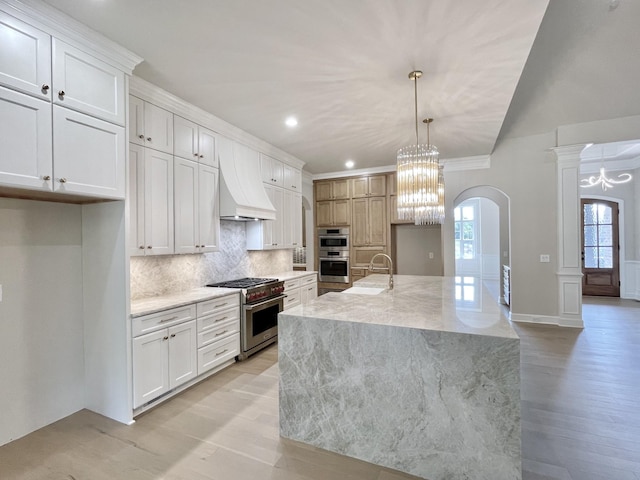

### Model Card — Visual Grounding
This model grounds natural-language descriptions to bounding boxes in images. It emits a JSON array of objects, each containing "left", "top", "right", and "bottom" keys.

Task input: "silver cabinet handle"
[
  {"left": 214, "top": 330, "right": 228, "bottom": 337},
  {"left": 58, "top": 178, "right": 67, "bottom": 183},
  {"left": 163, "top": 336, "right": 169, "bottom": 341},
  {"left": 160, "top": 316, "right": 178, "bottom": 323},
  {"left": 215, "top": 349, "right": 229, "bottom": 357},
  {"left": 147, "top": 246, "right": 152, "bottom": 249},
  {"left": 214, "top": 316, "right": 228, "bottom": 323},
  {"left": 138, "top": 245, "right": 144, "bottom": 250},
  {"left": 199, "top": 154, "right": 204, "bottom": 159},
  {"left": 42, "top": 175, "right": 51, "bottom": 181},
  {"left": 138, "top": 134, "right": 144, "bottom": 140},
  {"left": 146, "top": 137, "right": 152, "bottom": 142},
  {"left": 170, "top": 333, "right": 176, "bottom": 338},
  {"left": 41, "top": 84, "right": 49, "bottom": 93},
  {"left": 58, "top": 90, "right": 65, "bottom": 98}
]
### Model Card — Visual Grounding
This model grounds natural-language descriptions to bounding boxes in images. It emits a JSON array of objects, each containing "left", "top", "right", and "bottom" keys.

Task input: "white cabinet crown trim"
[
  {"left": 129, "top": 75, "right": 305, "bottom": 170},
  {"left": 0, "top": 0, "right": 142, "bottom": 73}
]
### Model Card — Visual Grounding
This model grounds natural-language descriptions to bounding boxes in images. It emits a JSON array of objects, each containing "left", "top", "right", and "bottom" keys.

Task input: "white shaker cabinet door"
[
  {"left": 173, "top": 115, "right": 198, "bottom": 161},
  {"left": 52, "top": 38, "right": 125, "bottom": 125},
  {"left": 198, "top": 164, "right": 220, "bottom": 252},
  {"left": 0, "top": 86, "right": 52, "bottom": 190},
  {"left": 168, "top": 320, "right": 197, "bottom": 390},
  {"left": 197, "top": 126, "right": 217, "bottom": 167},
  {"left": 292, "top": 192, "right": 302, "bottom": 247},
  {"left": 129, "top": 95, "right": 145, "bottom": 147},
  {"left": 129, "top": 143, "right": 145, "bottom": 256},
  {"left": 144, "top": 148, "right": 174, "bottom": 255},
  {"left": 0, "top": 11, "right": 51, "bottom": 100},
  {"left": 133, "top": 329, "right": 170, "bottom": 408},
  {"left": 143, "top": 102, "right": 173, "bottom": 154},
  {"left": 174, "top": 157, "right": 199, "bottom": 255},
  {"left": 52, "top": 106, "right": 125, "bottom": 199}
]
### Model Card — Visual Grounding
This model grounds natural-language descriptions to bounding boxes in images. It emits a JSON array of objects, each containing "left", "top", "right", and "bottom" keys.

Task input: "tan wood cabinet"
[
  {"left": 315, "top": 179, "right": 350, "bottom": 201},
  {"left": 352, "top": 196, "right": 386, "bottom": 246},
  {"left": 352, "top": 175, "right": 386, "bottom": 198},
  {"left": 316, "top": 199, "right": 351, "bottom": 227}
]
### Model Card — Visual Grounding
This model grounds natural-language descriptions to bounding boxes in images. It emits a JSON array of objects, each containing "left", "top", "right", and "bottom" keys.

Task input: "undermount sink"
[{"left": 342, "top": 286, "right": 386, "bottom": 295}]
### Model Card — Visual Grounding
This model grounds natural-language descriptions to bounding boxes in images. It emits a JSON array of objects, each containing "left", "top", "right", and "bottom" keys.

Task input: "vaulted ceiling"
[{"left": 40, "top": 0, "right": 640, "bottom": 174}]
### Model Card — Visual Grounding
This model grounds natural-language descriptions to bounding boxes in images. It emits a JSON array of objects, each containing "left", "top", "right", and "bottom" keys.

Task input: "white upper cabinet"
[
  {"left": 52, "top": 39, "right": 125, "bottom": 126},
  {"left": 129, "top": 95, "right": 174, "bottom": 153},
  {"left": 0, "top": 86, "right": 52, "bottom": 190},
  {"left": 283, "top": 163, "right": 302, "bottom": 192},
  {"left": 261, "top": 153, "right": 284, "bottom": 186},
  {"left": 130, "top": 144, "right": 174, "bottom": 256},
  {"left": 174, "top": 158, "right": 220, "bottom": 254},
  {"left": 52, "top": 106, "right": 125, "bottom": 198},
  {"left": 173, "top": 116, "right": 217, "bottom": 167},
  {"left": 0, "top": 11, "right": 51, "bottom": 100}
]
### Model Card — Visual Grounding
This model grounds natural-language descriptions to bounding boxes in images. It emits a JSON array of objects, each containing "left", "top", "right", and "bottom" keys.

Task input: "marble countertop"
[
  {"left": 271, "top": 270, "right": 318, "bottom": 282},
  {"left": 130, "top": 271, "right": 317, "bottom": 318},
  {"left": 130, "top": 287, "right": 240, "bottom": 317},
  {"left": 282, "top": 274, "right": 518, "bottom": 339}
]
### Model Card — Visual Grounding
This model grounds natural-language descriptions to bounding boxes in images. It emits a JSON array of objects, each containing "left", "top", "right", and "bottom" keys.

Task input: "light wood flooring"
[{"left": 0, "top": 296, "right": 638, "bottom": 480}]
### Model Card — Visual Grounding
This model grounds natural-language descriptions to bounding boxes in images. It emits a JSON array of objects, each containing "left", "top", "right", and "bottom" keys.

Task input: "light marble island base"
[{"left": 279, "top": 275, "right": 520, "bottom": 480}]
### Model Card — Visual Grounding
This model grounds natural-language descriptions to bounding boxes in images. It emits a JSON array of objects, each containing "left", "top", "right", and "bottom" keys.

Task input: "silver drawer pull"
[
  {"left": 214, "top": 330, "right": 228, "bottom": 337},
  {"left": 215, "top": 349, "right": 229, "bottom": 357},
  {"left": 160, "top": 316, "right": 178, "bottom": 323},
  {"left": 214, "top": 316, "right": 228, "bottom": 323}
]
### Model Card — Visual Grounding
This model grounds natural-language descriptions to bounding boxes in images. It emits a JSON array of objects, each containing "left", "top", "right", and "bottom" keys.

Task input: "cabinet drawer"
[
  {"left": 197, "top": 294, "right": 239, "bottom": 317},
  {"left": 284, "top": 288, "right": 301, "bottom": 310},
  {"left": 300, "top": 274, "right": 317, "bottom": 286},
  {"left": 198, "top": 334, "right": 239, "bottom": 375},
  {"left": 198, "top": 306, "right": 239, "bottom": 333},
  {"left": 133, "top": 304, "right": 196, "bottom": 337},
  {"left": 284, "top": 278, "right": 301, "bottom": 290},
  {"left": 197, "top": 316, "right": 239, "bottom": 348}
]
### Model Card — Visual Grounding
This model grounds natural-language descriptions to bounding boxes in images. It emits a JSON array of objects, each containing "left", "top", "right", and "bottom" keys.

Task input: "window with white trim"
[{"left": 454, "top": 200, "right": 478, "bottom": 260}]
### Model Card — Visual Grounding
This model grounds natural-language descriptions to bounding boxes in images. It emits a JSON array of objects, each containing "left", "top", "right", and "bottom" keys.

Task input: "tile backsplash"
[{"left": 130, "top": 220, "right": 292, "bottom": 299}]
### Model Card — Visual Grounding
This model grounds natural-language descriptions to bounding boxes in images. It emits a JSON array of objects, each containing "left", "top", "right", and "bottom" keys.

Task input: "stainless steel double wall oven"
[{"left": 318, "top": 227, "right": 349, "bottom": 283}]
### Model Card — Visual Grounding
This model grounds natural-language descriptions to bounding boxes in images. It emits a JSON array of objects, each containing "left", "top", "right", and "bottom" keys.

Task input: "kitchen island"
[{"left": 278, "top": 275, "right": 520, "bottom": 480}]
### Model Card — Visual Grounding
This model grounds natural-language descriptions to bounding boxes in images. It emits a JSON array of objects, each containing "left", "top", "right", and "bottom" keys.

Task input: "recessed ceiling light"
[
  {"left": 345, "top": 160, "right": 355, "bottom": 169},
  {"left": 285, "top": 117, "right": 298, "bottom": 127}
]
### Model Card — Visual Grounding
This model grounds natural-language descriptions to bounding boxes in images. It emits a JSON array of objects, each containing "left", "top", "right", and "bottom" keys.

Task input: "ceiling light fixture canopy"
[{"left": 396, "top": 71, "right": 444, "bottom": 225}]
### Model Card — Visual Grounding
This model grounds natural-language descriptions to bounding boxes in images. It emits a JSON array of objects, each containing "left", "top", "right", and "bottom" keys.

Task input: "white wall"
[
  {"left": 0, "top": 198, "right": 85, "bottom": 445},
  {"left": 394, "top": 224, "right": 443, "bottom": 275},
  {"left": 444, "top": 132, "right": 558, "bottom": 318}
]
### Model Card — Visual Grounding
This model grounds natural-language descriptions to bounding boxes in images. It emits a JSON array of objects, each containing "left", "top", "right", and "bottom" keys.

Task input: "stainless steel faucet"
[{"left": 368, "top": 253, "right": 394, "bottom": 290}]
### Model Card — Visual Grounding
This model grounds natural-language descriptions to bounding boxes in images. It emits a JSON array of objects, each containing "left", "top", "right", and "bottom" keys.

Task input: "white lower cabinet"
[
  {"left": 283, "top": 274, "right": 318, "bottom": 311},
  {"left": 132, "top": 319, "right": 197, "bottom": 409},
  {"left": 132, "top": 293, "right": 240, "bottom": 410},
  {"left": 196, "top": 295, "right": 240, "bottom": 375}
]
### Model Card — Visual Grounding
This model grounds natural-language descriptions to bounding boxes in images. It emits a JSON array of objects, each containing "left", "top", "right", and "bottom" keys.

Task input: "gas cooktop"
[{"left": 206, "top": 277, "right": 277, "bottom": 289}]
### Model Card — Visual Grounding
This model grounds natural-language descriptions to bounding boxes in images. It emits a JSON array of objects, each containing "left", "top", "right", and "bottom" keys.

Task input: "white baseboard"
[
  {"left": 622, "top": 261, "right": 640, "bottom": 301},
  {"left": 510, "top": 312, "right": 584, "bottom": 328}
]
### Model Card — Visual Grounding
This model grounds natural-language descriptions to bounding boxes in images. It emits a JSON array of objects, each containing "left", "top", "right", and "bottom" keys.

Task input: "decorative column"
[{"left": 551, "top": 145, "right": 587, "bottom": 328}]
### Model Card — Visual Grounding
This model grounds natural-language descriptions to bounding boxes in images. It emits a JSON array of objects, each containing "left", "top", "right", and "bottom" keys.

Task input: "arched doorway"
[{"left": 453, "top": 186, "right": 510, "bottom": 307}]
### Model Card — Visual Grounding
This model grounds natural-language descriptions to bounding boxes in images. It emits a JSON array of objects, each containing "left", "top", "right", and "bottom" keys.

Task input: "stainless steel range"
[{"left": 207, "top": 277, "right": 285, "bottom": 360}]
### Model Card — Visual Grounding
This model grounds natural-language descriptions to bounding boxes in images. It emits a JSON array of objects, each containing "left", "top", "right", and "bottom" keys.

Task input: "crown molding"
[
  {"left": 130, "top": 76, "right": 305, "bottom": 169},
  {"left": 441, "top": 155, "right": 491, "bottom": 172},
  {"left": 0, "top": 0, "right": 142, "bottom": 73},
  {"left": 311, "top": 164, "right": 396, "bottom": 181}
]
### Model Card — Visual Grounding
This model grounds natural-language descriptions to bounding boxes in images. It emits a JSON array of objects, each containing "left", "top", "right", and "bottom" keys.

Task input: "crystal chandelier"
[{"left": 396, "top": 71, "right": 444, "bottom": 225}]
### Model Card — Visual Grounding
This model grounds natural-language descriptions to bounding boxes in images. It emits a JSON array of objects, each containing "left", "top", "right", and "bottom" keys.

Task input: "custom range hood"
[{"left": 218, "top": 136, "right": 276, "bottom": 221}]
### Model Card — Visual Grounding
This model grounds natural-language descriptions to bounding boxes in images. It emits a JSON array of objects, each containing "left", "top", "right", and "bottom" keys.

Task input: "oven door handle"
[{"left": 245, "top": 294, "right": 287, "bottom": 310}]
